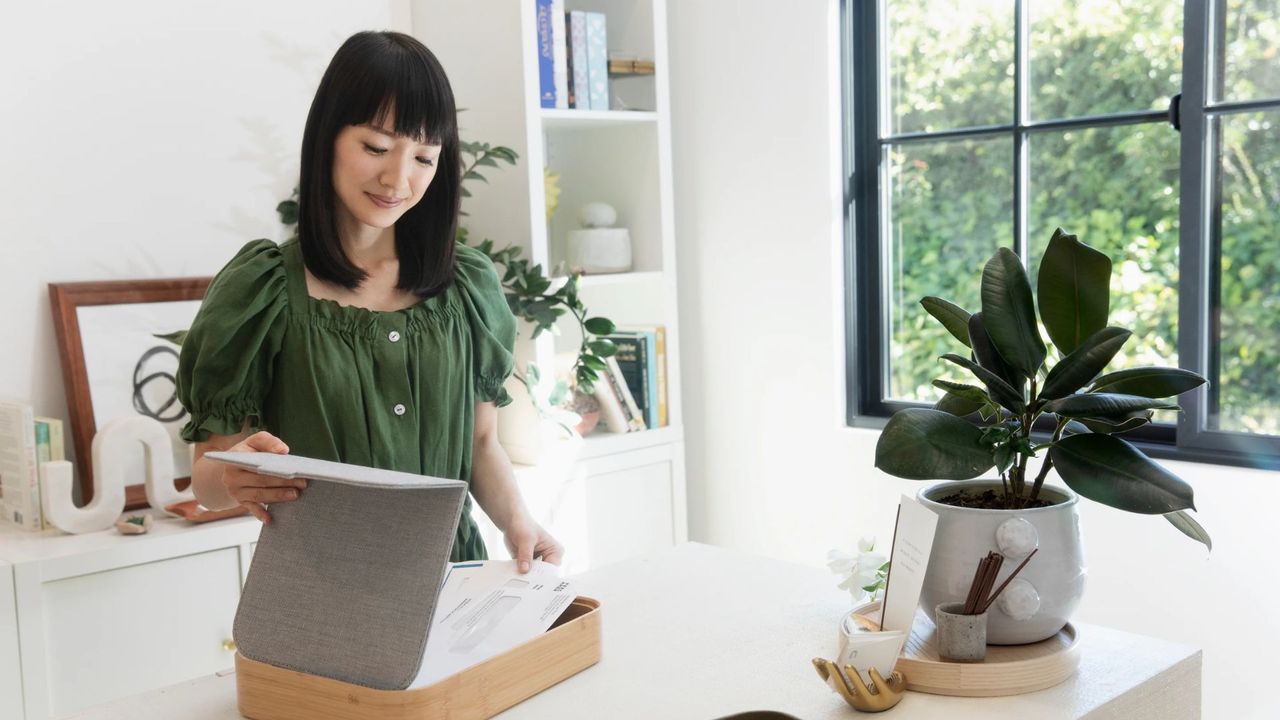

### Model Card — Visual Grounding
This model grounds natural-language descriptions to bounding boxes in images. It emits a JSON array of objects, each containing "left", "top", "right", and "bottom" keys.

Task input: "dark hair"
[{"left": 297, "top": 31, "right": 460, "bottom": 296}]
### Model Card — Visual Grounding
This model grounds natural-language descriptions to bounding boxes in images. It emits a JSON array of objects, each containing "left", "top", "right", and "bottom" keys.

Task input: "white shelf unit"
[
  {"left": 540, "top": 109, "right": 659, "bottom": 126},
  {"left": 412, "top": 0, "right": 686, "bottom": 568}
]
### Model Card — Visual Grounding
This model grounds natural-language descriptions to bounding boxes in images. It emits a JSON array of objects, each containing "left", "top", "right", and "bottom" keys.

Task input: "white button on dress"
[
  {"left": 389, "top": 330, "right": 401, "bottom": 342},
  {"left": 393, "top": 403, "right": 406, "bottom": 416}
]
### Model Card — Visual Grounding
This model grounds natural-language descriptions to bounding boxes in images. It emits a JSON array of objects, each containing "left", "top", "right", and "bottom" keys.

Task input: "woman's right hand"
[{"left": 220, "top": 431, "right": 306, "bottom": 524}]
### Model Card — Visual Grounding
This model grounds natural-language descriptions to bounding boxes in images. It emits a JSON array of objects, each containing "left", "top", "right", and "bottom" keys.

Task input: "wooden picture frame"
[{"left": 49, "top": 278, "right": 212, "bottom": 510}]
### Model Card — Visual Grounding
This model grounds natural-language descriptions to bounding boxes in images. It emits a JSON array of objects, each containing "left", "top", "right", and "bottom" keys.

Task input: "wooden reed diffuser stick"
[
  {"left": 978, "top": 548, "right": 1038, "bottom": 614},
  {"left": 959, "top": 549, "right": 1034, "bottom": 615},
  {"left": 962, "top": 558, "right": 987, "bottom": 613},
  {"left": 962, "top": 552, "right": 1003, "bottom": 615}
]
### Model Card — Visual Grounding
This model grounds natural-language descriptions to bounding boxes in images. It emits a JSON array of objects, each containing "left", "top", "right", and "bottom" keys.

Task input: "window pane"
[
  {"left": 1220, "top": 0, "right": 1280, "bottom": 102},
  {"left": 1028, "top": 123, "right": 1181, "bottom": 399},
  {"left": 886, "top": 0, "right": 1014, "bottom": 135},
  {"left": 1210, "top": 111, "right": 1280, "bottom": 434},
  {"left": 1029, "top": 0, "right": 1182, "bottom": 121},
  {"left": 886, "top": 137, "right": 1013, "bottom": 402}
]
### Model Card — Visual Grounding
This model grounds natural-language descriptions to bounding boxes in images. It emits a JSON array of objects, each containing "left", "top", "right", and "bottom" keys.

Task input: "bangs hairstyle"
[{"left": 297, "top": 31, "right": 461, "bottom": 296}]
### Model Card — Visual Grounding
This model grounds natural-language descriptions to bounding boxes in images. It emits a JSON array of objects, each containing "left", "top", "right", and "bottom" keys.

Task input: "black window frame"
[{"left": 842, "top": 0, "right": 1280, "bottom": 471}]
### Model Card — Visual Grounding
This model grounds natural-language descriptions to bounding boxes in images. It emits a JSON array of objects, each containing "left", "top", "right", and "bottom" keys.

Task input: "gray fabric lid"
[{"left": 214, "top": 452, "right": 467, "bottom": 690}]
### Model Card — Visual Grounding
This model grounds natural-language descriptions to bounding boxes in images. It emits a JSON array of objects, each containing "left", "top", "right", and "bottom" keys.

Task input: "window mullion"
[
  {"left": 1177, "top": 0, "right": 1212, "bottom": 449},
  {"left": 1013, "top": 0, "right": 1029, "bottom": 262}
]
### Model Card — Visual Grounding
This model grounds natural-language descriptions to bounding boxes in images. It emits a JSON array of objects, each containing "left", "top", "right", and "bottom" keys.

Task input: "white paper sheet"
[
  {"left": 879, "top": 494, "right": 939, "bottom": 633},
  {"left": 411, "top": 559, "right": 576, "bottom": 688}
]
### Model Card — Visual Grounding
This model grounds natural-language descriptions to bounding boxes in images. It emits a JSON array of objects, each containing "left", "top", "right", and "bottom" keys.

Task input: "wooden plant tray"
[
  {"left": 236, "top": 596, "right": 601, "bottom": 720},
  {"left": 897, "top": 611, "right": 1079, "bottom": 697}
]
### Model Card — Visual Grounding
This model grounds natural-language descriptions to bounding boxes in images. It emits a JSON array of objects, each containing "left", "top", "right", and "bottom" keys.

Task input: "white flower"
[{"left": 828, "top": 536, "right": 889, "bottom": 605}]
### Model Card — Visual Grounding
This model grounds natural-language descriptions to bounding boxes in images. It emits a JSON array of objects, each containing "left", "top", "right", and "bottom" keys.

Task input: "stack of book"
[
  {"left": 537, "top": 0, "right": 610, "bottom": 111},
  {"left": 0, "top": 398, "right": 64, "bottom": 531},
  {"left": 591, "top": 326, "right": 668, "bottom": 434}
]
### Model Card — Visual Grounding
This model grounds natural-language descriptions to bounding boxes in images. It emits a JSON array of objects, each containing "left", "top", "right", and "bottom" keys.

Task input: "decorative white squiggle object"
[{"left": 41, "top": 416, "right": 192, "bottom": 534}]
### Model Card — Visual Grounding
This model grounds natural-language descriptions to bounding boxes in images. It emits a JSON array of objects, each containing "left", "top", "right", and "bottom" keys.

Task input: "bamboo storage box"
[{"left": 236, "top": 596, "right": 602, "bottom": 720}]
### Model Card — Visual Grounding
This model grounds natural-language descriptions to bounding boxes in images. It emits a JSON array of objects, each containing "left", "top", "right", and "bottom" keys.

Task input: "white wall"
[
  {"left": 668, "top": 2, "right": 1278, "bottom": 718},
  {"left": 0, "top": 0, "right": 410, "bottom": 428}
]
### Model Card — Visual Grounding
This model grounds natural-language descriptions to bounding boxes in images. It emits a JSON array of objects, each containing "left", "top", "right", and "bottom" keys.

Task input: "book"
[
  {"left": 551, "top": 0, "right": 568, "bottom": 109},
  {"left": 619, "top": 326, "right": 668, "bottom": 427},
  {"left": 0, "top": 399, "right": 42, "bottom": 531},
  {"left": 34, "top": 416, "right": 64, "bottom": 530},
  {"left": 605, "top": 356, "right": 646, "bottom": 432},
  {"left": 569, "top": 11, "right": 589, "bottom": 110},
  {"left": 585, "top": 12, "right": 609, "bottom": 111},
  {"left": 34, "top": 416, "right": 65, "bottom": 462},
  {"left": 653, "top": 326, "right": 668, "bottom": 426},
  {"left": 605, "top": 333, "right": 652, "bottom": 428},
  {"left": 591, "top": 372, "right": 629, "bottom": 433},
  {"left": 536, "top": 0, "right": 556, "bottom": 108},
  {"left": 563, "top": 11, "right": 575, "bottom": 108}
]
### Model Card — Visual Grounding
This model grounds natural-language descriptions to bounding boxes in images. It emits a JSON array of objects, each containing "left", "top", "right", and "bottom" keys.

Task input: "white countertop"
[
  {"left": 0, "top": 513, "right": 261, "bottom": 565},
  {"left": 65, "top": 542, "right": 1201, "bottom": 720}
]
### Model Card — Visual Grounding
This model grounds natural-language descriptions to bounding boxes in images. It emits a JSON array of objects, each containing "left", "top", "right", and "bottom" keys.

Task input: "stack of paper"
[{"left": 413, "top": 559, "right": 576, "bottom": 688}]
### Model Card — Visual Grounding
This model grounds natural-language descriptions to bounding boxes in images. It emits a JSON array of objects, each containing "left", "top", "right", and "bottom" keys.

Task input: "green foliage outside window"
[{"left": 883, "top": 0, "right": 1279, "bottom": 434}]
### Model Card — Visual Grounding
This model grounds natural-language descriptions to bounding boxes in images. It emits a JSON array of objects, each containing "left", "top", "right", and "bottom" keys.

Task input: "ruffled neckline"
[{"left": 278, "top": 239, "right": 455, "bottom": 325}]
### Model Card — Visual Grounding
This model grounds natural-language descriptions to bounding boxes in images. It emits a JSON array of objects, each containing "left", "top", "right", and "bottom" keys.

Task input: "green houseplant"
[{"left": 872, "top": 228, "right": 1210, "bottom": 644}]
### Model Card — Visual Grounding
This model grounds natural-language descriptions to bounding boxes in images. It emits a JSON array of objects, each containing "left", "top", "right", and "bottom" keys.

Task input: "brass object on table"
[{"left": 812, "top": 658, "right": 907, "bottom": 712}]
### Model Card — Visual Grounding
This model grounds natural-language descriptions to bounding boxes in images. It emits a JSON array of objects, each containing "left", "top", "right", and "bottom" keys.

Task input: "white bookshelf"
[
  {"left": 540, "top": 109, "right": 659, "bottom": 126},
  {"left": 412, "top": 0, "right": 687, "bottom": 568}
]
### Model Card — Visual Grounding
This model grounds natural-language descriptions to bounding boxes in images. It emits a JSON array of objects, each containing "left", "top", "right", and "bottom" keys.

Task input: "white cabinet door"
[
  {"left": 484, "top": 443, "right": 681, "bottom": 574},
  {"left": 583, "top": 457, "right": 676, "bottom": 569},
  {"left": 1, "top": 563, "right": 22, "bottom": 720},
  {"left": 40, "top": 547, "right": 241, "bottom": 717}
]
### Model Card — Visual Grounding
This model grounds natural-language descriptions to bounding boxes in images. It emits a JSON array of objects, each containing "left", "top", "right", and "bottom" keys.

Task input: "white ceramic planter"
[{"left": 917, "top": 481, "right": 1086, "bottom": 645}]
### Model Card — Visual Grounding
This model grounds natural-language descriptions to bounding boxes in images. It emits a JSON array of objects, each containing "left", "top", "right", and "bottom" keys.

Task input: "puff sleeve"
[
  {"left": 454, "top": 244, "right": 517, "bottom": 408},
  {"left": 176, "top": 239, "right": 288, "bottom": 442}
]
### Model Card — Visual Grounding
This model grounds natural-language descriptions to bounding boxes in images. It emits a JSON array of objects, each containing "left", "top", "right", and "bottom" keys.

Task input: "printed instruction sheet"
[{"left": 412, "top": 559, "right": 576, "bottom": 688}]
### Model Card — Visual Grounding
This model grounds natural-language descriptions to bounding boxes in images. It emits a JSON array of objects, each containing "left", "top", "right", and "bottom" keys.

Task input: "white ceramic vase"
[
  {"left": 917, "top": 480, "right": 1085, "bottom": 645},
  {"left": 567, "top": 228, "right": 632, "bottom": 273}
]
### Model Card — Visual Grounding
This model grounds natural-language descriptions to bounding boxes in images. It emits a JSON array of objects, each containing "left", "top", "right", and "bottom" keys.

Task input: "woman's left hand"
[{"left": 503, "top": 515, "right": 564, "bottom": 573}]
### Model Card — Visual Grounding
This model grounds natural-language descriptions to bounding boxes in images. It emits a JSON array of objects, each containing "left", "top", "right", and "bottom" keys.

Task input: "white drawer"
[{"left": 40, "top": 547, "right": 241, "bottom": 717}]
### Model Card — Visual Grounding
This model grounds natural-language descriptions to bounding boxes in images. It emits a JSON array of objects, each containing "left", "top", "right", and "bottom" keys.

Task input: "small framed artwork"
[{"left": 49, "top": 278, "right": 211, "bottom": 510}]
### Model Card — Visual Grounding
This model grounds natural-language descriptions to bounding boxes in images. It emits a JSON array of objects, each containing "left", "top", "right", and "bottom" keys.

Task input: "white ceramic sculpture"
[
  {"left": 41, "top": 416, "right": 192, "bottom": 534},
  {"left": 578, "top": 202, "right": 618, "bottom": 228},
  {"left": 567, "top": 202, "right": 632, "bottom": 274}
]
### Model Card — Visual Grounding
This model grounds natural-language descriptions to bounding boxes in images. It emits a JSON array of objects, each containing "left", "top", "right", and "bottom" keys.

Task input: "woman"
[{"left": 177, "top": 31, "right": 562, "bottom": 572}]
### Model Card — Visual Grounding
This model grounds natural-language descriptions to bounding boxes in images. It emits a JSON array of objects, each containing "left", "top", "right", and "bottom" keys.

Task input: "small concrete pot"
[{"left": 934, "top": 602, "right": 987, "bottom": 662}]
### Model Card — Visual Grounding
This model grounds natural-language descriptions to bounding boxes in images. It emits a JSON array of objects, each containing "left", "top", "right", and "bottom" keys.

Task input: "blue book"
[
  {"left": 605, "top": 333, "right": 649, "bottom": 427},
  {"left": 606, "top": 330, "right": 660, "bottom": 428},
  {"left": 536, "top": 0, "right": 556, "bottom": 108},
  {"left": 585, "top": 12, "right": 609, "bottom": 111}
]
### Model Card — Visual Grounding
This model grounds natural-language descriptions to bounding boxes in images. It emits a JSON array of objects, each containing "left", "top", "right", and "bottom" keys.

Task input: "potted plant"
[{"left": 873, "top": 228, "right": 1210, "bottom": 644}]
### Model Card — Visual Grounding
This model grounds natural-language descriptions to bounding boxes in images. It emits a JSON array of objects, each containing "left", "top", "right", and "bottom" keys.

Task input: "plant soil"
[{"left": 936, "top": 489, "right": 1054, "bottom": 510}]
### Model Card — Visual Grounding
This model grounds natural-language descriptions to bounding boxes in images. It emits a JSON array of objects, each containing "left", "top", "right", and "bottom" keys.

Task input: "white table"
[{"left": 66, "top": 543, "right": 1201, "bottom": 720}]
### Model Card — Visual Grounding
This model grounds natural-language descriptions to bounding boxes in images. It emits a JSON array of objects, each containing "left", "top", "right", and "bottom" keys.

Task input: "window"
[{"left": 843, "top": 0, "right": 1280, "bottom": 468}]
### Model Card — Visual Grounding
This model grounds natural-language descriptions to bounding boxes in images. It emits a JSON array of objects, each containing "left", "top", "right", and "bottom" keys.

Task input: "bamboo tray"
[
  {"left": 236, "top": 596, "right": 601, "bottom": 720},
  {"left": 896, "top": 610, "right": 1079, "bottom": 697}
]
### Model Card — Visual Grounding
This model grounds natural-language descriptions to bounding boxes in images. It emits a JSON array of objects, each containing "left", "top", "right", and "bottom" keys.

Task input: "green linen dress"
[{"left": 175, "top": 238, "right": 516, "bottom": 562}]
